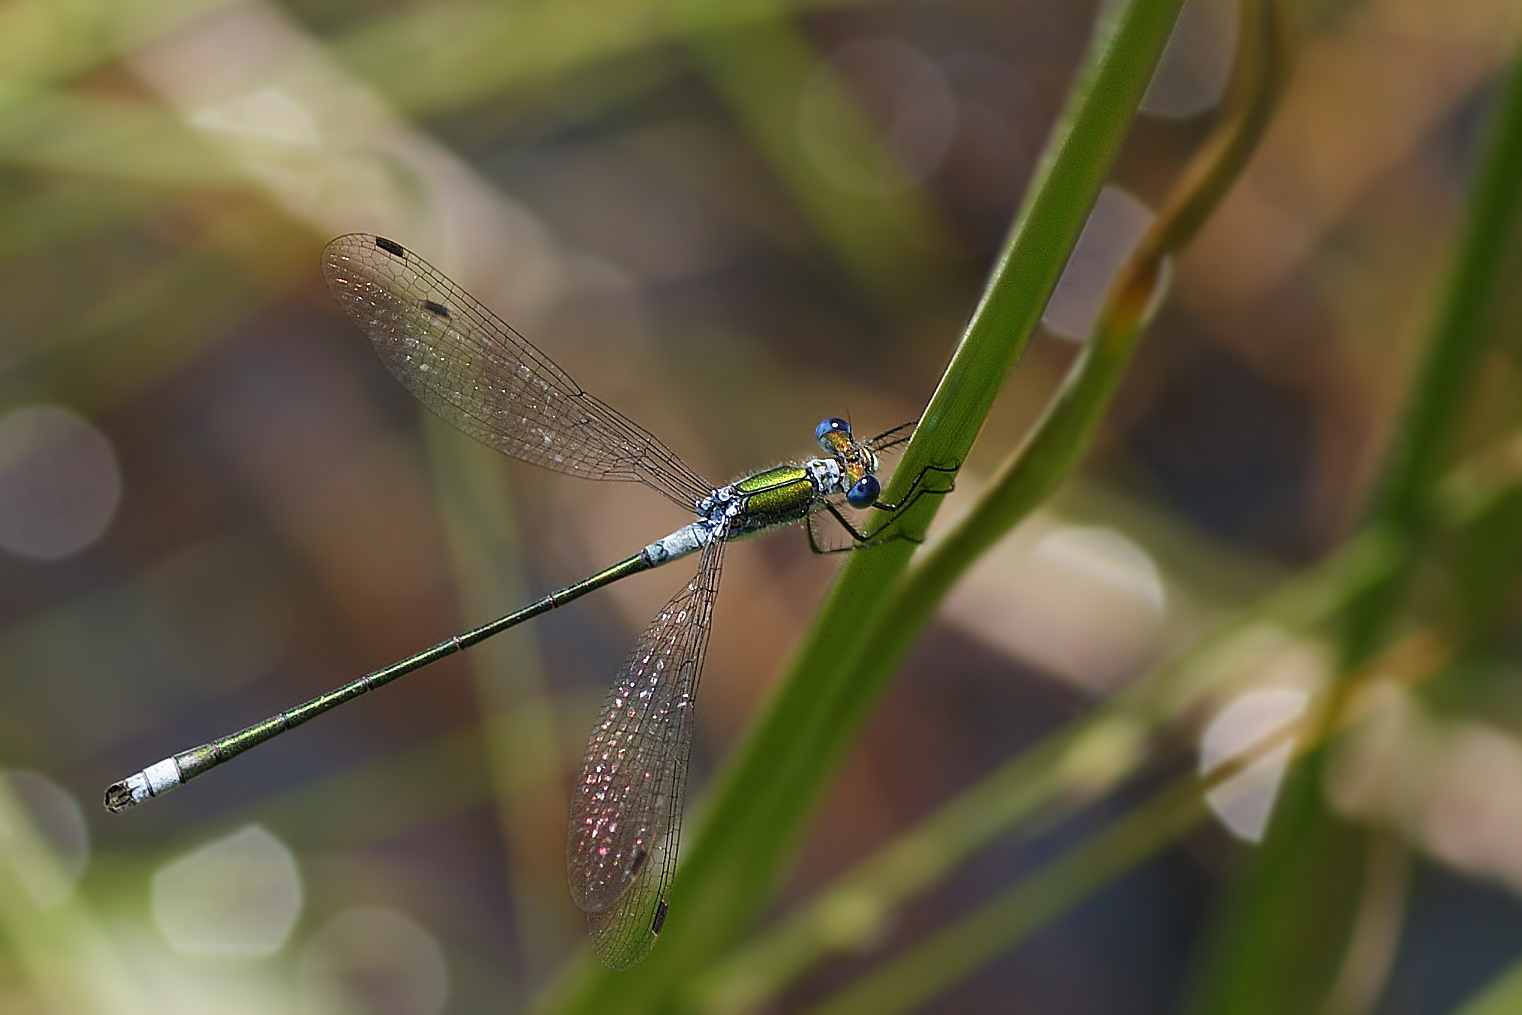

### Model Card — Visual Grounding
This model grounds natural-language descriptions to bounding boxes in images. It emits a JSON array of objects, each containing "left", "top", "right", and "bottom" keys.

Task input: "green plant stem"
[
  {"left": 1338, "top": 17, "right": 1522, "bottom": 674},
  {"left": 802, "top": 611, "right": 1453, "bottom": 1015},
  {"left": 691, "top": 528, "right": 1391, "bottom": 1013},
  {"left": 536, "top": 3, "right": 1187, "bottom": 1011},
  {"left": 801, "top": 752, "right": 1213, "bottom": 1015},
  {"left": 1185, "top": 28, "right": 1522, "bottom": 1015},
  {"left": 798, "top": 615, "right": 1441, "bottom": 1015},
  {"left": 675, "top": 1, "right": 1286, "bottom": 1005}
]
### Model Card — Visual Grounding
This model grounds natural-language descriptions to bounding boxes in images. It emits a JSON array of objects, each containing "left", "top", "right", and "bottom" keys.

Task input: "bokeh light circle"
[
  {"left": 0, "top": 769, "right": 90, "bottom": 909},
  {"left": 0, "top": 405, "right": 122, "bottom": 560},
  {"left": 298, "top": 907, "right": 449, "bottom": 1015},
  {"left": 151, "top": 825, "right": 303, "bottom": 956}
]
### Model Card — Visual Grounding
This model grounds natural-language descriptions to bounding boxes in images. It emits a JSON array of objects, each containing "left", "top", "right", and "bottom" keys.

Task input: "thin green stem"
[
  {"left": 691, "top": 527, "right": 1391, "bottom": 1012},
  {"left": 537, "top": 3, "right": 1188, "bottom": 1011},
  {"left": 675, "top": 0, "right": 1287, "bottom": 1003},
  {"left": 1185, "top": 24, "right": 1522, "bottom": 1015}
]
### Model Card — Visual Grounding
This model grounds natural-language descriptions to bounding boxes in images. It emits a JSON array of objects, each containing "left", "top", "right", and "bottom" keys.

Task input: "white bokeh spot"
[
  {"left": 1201, "top": 688, "right": 1309, "bottom": 842},
  {"left": 152, "top": 824, "right": 303, "bottom": 956},
  {"left": 0, "top": 769, "right": 91, "bottom": 910}
]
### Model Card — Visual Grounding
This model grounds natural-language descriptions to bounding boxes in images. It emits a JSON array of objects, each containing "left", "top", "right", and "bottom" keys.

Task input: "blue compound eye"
[
  {"left": 846, "top": 475, "right": 880, "bottom": 508},
  {"left": 815, "top": 417, "right": 850, "bottom": 447}
]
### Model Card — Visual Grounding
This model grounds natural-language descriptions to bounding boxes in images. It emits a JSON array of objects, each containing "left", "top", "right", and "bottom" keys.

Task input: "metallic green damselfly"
[{"left": 106, "top": 234, "right": 942, "bottom": 969}]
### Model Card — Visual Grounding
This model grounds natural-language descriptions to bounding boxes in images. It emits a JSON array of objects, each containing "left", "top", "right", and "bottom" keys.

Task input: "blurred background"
[{"left": 2, "top": 0, "right": 1521, "bottom": 1012}]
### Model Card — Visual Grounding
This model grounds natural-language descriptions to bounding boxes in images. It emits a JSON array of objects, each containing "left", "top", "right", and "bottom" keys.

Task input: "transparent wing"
[
  {"left": 566, "top": 531, "right": 725, "bottom": 969},
  {"left": 321, "top": 233, "right": 712, "bottom": 509},
  {"left": 804, "top": 500, "right": 863, "bottom": 553}
]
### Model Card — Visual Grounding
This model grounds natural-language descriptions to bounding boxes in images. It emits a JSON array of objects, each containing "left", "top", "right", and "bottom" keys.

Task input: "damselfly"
[{"left": 105, "top": 233, "right": 943, "bottom": 968}]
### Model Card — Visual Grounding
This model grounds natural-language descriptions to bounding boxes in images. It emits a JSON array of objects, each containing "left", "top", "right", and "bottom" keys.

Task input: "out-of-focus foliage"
[{"left": 3, "top": 1, "right": 1522, "bottom": 1013}]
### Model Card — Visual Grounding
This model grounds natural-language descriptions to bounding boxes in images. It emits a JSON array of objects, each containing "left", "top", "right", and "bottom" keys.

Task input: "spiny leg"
[
  {"left": 871, "top": 460, "right": 959, "bottom": 514},
  {"left": 805, "top": 460, "right": 959, "bottom": 554},
  {"left": 857, "top": 460, "right": 958, "bottom": 543},
  {"left": 806, "top": 504, "right": 877, "bottom": 554}
]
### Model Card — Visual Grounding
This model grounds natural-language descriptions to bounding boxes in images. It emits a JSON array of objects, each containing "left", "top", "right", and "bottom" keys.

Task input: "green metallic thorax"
[{"left": 731, "top": 465, "right": 818, "bottom": 535}]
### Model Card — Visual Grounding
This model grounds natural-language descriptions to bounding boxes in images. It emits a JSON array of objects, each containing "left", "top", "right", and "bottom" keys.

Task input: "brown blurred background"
[{"left": 1, "top": 0, "right": 1520, "bottom": 1012}]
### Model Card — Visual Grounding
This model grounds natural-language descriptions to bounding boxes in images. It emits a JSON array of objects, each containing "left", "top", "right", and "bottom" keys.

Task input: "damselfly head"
[
  {"left": 814, "top": 417, "right": 851, "bottom": 452},
  {"left": 845, "top": 474, "right": 881, "bottom": 508},
  {"left": 815, "top": 417, "right": 882, "bottom": 504}
]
